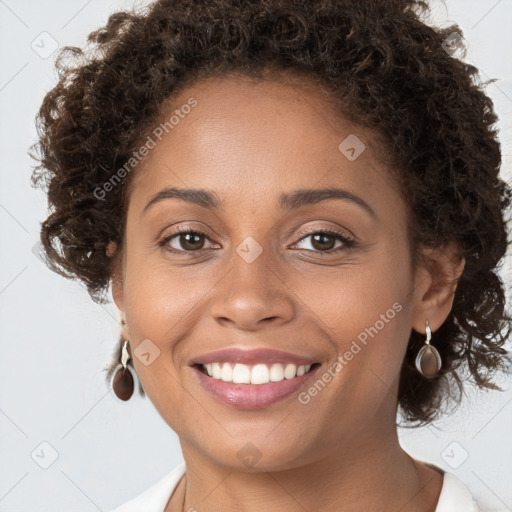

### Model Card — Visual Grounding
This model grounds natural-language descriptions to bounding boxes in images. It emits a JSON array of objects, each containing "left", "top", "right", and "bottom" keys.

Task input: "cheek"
[
  {"left": 298, "top": 246, "right": 413, "bottom": 382},
  {"left": 121, "top": 251, "right": 215, "bottom": 382},
  {"left": 121, "top": 257, "right": 211, "bottom": 429},
  {"left": 123, "top": 243, "right": 215, "bottom": 331}
]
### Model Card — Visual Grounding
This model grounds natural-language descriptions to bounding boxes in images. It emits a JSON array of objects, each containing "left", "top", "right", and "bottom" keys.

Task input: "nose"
[{"left": 208, "top": 245, "right": 295, "bottom": 331}]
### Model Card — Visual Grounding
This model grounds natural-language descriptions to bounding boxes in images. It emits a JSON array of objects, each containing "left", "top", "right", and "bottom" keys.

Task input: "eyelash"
[{"left": 158, "top": 225, "right": 356, "bottom": 255}]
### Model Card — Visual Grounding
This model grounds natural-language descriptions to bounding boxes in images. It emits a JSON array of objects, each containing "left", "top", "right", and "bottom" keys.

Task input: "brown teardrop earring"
[
  {"left": 111, "top": 339, "right": 137, "bottom": 401},
  {"left": 415, "top": 320, "right": 442, "bottom": 378}
]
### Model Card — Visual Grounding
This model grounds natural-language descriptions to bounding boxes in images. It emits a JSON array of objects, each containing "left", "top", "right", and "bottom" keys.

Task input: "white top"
[{"left": 108, "top": 462, "right": 480, "bottom": 512}]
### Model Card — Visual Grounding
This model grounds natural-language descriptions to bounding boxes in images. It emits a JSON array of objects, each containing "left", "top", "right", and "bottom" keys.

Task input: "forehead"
[{"left": 127, "top": 73, "right": 398, "bottom": 214}]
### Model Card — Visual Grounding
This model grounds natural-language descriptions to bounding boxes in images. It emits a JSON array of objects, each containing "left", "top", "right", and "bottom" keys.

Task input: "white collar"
[{"left": 435, "top": 471, "right": 480, "bottom": 512}]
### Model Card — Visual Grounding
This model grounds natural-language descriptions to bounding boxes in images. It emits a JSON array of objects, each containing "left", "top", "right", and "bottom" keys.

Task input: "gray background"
[{"left": 0, "top": 0, "right": 511, "bottom": 510}]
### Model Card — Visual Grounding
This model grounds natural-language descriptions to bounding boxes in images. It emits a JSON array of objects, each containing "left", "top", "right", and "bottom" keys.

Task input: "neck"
[{"left": 170, "top": 422, "right": 443, "bottom": 512}]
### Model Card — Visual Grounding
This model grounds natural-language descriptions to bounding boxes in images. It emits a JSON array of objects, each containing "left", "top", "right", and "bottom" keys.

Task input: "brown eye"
[
  {"left": 159, "top": 228, "right": 217, "bottom": 253},
  {"left": 294, "top": 229, "right": 353, "bottom": 253},
  {"left": 176, "top": 232, "right": 205, "bottom": 251},
  {"left": 310, "top": 233, "right": 336, "bottom": 251}
]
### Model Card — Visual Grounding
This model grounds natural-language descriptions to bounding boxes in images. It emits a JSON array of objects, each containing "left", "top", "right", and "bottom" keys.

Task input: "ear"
[
  {"left": 106, "top": 241, "right": 128, "bottom": 336},
  {"left": 411, "top": 240, "right": 465, "bottom": 334}
]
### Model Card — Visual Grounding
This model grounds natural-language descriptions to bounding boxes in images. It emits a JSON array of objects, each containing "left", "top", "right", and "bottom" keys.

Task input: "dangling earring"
[
  {"left": 415, "top": 320, "right": 442, "bottom": 378},
  {"left": 111, "top": 339, "right": 137, "bottom": 401}
]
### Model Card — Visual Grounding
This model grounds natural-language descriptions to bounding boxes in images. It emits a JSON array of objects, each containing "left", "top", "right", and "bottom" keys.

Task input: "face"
[{"left": 110, "top": 72, "right": 442, "bottom": 471}]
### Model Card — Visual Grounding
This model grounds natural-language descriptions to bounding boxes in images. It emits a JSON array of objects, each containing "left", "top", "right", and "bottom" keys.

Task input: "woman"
[{"left": 30, "top": 0, "right": 511, "bottom": 510}]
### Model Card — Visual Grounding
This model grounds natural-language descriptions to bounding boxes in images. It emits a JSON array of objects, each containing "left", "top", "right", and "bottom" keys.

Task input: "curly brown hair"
[{"left": 30, "top": 0, "right": 511, "bottom": 425}]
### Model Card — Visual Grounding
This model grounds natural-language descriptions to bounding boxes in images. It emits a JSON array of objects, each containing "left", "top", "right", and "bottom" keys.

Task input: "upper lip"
[{"left": 189, "top": 348, "right": 319, "bottom": 366}]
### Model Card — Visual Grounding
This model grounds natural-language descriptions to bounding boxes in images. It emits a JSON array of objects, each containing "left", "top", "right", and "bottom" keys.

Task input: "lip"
[
  {"left": 189, "top": 348, "right": 321, "bottom": 409},
  {"left": 192, "top": 364, "right": 320, "bottom": 409},
  {"left": 189, "top": 348, "right": 318, "bottom": 366}
]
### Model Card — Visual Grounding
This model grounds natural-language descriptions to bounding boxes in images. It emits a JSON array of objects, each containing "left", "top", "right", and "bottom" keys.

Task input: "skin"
[{"left": 108, "top": 72, "right": 465, "bottom": 512}]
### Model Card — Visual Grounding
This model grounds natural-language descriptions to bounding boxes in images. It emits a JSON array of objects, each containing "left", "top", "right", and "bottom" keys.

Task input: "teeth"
[
  {"left": 284, "top": 363, "right": 297, "bottom": 379},
  {"left": 200, "top": 362, "right": 313, "bottom": 384},
  {"left": 212, "top": 362, "right": 222, "bottom": 379},
  {"left": 232, "top": 363, "right": 251, "bottom": 384},
  {"left": 220, "top": 363, "right": 233, "bottom": 382},
  {"left": 269, "top": 363, "right": 284, "bottom": 382},
  {"left": 251, "top": 364, "right": 270, "bottom": 384}
]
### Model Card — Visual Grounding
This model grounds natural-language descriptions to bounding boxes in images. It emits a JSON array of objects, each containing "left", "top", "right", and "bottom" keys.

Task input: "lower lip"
[{"left": 192, "top": 365, "right": 320, "bottom": 409}]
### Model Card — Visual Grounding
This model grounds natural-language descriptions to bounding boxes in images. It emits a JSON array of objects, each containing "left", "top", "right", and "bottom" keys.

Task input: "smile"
[
  {"left": 189, "top": 347, "right": 321, "bottom": 408},
  {"left": 198, "top": 362, "right": 315, "bottom": 384}
]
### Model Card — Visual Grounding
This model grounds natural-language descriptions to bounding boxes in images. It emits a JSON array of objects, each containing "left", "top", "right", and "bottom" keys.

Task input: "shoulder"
[{"left": 108, "top": 462, "right": 186, "bottom": 512}]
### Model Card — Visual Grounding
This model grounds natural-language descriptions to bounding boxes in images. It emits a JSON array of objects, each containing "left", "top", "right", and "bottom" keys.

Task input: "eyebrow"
[
  {"left": 142, "top": 186, "right": 376, "bottom": 219},
  {"left": 142, "top": 187, "right": 222, "bottom": 215},
  {"left": 279, "top": 187, "right": 376, "bottom": 218}
]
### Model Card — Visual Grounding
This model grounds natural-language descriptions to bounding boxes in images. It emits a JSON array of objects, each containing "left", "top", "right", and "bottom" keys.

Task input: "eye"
[
  {"left": 158, "top": 226, "right": 218, "bottom": 253},
  {"left": 292, "top": 228, "right": 355, "bottom": 253},
  {"left": 158, "top": 226, "right": 355, "bottom": 255}
]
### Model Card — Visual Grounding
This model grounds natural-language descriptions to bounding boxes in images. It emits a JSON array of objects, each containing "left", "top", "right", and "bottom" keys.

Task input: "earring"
[
  {"left": 415, "top": 320, "right": 442, "bottom": 378},
  {"left": 111, "top": 340, "right": 137, "bottom": 401}
]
